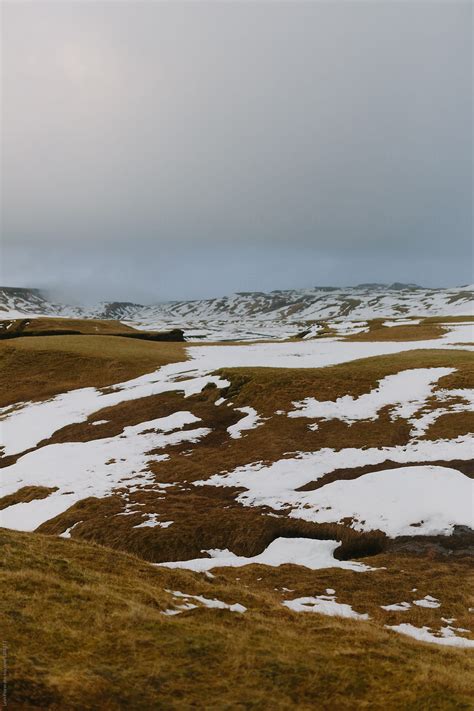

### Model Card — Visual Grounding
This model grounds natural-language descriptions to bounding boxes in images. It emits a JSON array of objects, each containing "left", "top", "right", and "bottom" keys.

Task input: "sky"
[{"left": 1, "top": 0, "right": 472, "bottom": 303}]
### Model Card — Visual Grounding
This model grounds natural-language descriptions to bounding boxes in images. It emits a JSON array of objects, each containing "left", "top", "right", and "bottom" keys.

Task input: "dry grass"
[
  {"left": 2, "top": 528, "right": 474, "bottom": 710},
  {"left": 2, "top": 335, "right": 474, "bottom": 708},
  {"left": 422, "top": 315, "right": 474, "bottom": 323},
  {"left": 422, "top": 412, "right": 474, "bottom": 441},
  {"left": 219, "top": 348, "right": 474, "bottom": 415},
  {"left": 346, "top": 318, "right": 446, "bottom": 342},
  {"left": 0, "top": 336, "right": 186, "bottom": 407},
  {"left": 8, "top": 348, "right": 469, "bottom": 565},
  {"left": 37, "top": 488, "right": 387, "bottom": 564},
  {"left": 0, "top": 316, "right": 139, "bottom": 336},
  {"left": 0, "top": 486, "right": 58, "bottom": 510}
]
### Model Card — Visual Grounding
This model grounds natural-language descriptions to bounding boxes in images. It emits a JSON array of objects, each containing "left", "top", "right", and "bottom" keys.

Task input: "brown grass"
[
  {"left": 10, "top": 348, "right": 471, "bottom": 566},
  {"left": 0, "top": 486, "right": 58, "bottom": 510},
  {"left": 346, "top": 318, "right": 446, "bottom": 342},
  {"left": 423, "top": 411, "right": 474, "bottom": 442},
  {"left": 0, "top": 316, "right": 139, "bottom": 336},
  {"left": 422, "top": 315, "right": 474, "bottom": 323},
  {"left": 0, "top": 336, "right": 186, "bottom": 407},
  {"left": 220, "top": 348, "right": 474, "bottom": 415},
  {"left": 2, "top": 528, "right": 474, "bottom": 710},
  {"left": 37, "top": 487, "right": 387, "bottom": 564}
]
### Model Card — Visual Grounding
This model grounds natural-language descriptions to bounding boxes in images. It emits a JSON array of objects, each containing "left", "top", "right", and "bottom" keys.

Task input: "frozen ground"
[
  {"left": 1, "top": 323, "right": 471, "bottom": 457},
  {"left": 1, "top": 412, "right": 209, "bottom": 530},
  {"left": 1, "top": 322, "right": 473, "bottom": 539},
  {"left": 200, "top": 440, "right": 473, "bottom": 536}
]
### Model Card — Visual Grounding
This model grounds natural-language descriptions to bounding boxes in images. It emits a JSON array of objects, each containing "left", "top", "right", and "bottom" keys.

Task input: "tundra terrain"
[{"left": 1, "top": 285, "right": 473, "bottom": 709}]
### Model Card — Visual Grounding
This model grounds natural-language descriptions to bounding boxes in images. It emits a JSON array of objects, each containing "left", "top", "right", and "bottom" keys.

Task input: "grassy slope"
[
  {"left": 0, "top": 317, "right": 139, "bottom": 335},
  {"left": 3, "top": 347, "right": 469, "bottom": 556},
  {"left": 2, "top": 326, "right": 474, "bottom": 708},
  {"left": 2, "top": 528, "right": 474, "bottom": 710},
  {"left": 347, "top": 321, "right": 445, "bottom": 341},
  {"left": 0, "top": 336, "right": 186, "bottom": 407},
  {"left": 26, "top": 348, "right": 472, "bottom": 566}
]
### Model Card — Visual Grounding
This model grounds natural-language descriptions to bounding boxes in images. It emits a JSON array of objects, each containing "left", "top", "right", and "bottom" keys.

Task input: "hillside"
[
  {"left": 2, "top": 528, "right": 474, "bottom": 710},
  {"left": 1, "top": 306, "right": 473, "bottom": 708},
  {"left": 0, "top": 284, "right": 474, "bottom": 330}
]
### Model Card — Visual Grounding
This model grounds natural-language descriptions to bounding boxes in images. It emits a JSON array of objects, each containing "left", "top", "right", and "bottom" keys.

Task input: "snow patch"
[
  {"left": 288, "top": 368, "right": 454, "bottom": 425},
  {"left": 133, "top": 514, "right": 173, "bottom": 529},
  {"left": 166, "top": 590, "right": 246, "bottom": 613},
  {"left": 59, "top": 521, "right": 83, "bottom": 538},
  {"left": 0, "top": 412, "right": 209, "bottom": 531},
  {"left": 413, "top": 595, "right": 440, "bottom": 609},
  {"left": 283, "top": 593, "right": 369, "bottom": 620},
  {"left": 200, "top": 444, "right": 473, "bottom": 538},
  {"left": 381, "top": 602, "right": 412, "bottom": 612},
  {"left": 227, "top": 407, "right": 262, "bottom": 439},
  {"left": 386, "top": 623, "right": 474, "bottom": 648},
  {"left": 158, "top": 537, "right": 374, "bottom": 572}
]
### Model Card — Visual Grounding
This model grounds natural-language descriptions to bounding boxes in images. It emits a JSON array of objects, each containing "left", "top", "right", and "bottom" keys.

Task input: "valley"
[{"left": 1, "top": 284, "right": 473, "bottom": 708}]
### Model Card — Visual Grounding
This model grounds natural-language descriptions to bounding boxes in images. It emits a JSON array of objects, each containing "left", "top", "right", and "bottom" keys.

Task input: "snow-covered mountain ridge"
[{"left": 1, "top": 283, "right": 472, "bottom": 325}]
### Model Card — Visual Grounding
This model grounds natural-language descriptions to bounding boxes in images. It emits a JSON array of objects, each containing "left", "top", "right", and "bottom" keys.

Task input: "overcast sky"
[{"left": 2, "top": 1, "right": 472, "bottom": 303}]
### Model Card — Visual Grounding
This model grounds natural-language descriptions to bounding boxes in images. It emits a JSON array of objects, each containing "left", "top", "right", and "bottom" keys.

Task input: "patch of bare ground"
[
  {"left": 422, "top": 315, "right": 474, "bottom": 323},
  {"left": 2, "top": 528, "right": 474, "bottom": 710},
  {"left": 386, "top": 526, "right": 474, "bottom": 557}
]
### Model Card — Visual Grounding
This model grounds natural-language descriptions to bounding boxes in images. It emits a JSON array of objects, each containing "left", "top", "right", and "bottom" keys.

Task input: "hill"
[
  {"left": 1, "top": 283, "right": 472, "bottom": 333},
  {"left": 2, "top": 527, "right": 474, "bottom": 710},
  {"left": 0, "top": 299, "right": 473, "bottom": 708}
]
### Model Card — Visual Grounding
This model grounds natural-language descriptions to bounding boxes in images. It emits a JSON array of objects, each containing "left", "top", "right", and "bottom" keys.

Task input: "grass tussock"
[{"left": 2, "top": 528, "right": 474, "bottom": 710}]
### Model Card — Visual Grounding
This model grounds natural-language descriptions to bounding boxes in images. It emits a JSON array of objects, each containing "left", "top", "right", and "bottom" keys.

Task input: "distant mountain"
[{"left": 0, "top": 284, "right": 472, "bottom": 331}]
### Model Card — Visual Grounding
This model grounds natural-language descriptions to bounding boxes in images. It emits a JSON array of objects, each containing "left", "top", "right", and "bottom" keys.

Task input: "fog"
[{"left": 2, "top": 1, "right": 472, "bottom": 302}]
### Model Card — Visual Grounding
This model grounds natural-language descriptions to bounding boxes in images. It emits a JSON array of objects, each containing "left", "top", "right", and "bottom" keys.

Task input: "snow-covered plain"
[{"left": 1, "top": 317, "right": 472, "bottom": 543}]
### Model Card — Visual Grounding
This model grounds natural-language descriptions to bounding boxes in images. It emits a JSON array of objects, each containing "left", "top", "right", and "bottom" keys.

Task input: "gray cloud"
[{"left": 2, "top": 1, "right": 472, "bottom": 301}]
